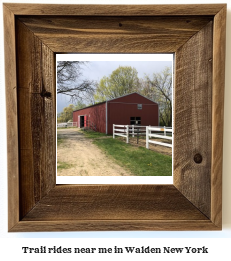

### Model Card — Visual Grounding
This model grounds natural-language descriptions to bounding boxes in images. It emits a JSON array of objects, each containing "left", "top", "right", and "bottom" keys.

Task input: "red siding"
[
  {"left": 109, "top": 93, "right": 156, "bottom": 105},
  {"left": 107, "top": 93, "right": 158, "bottom": 134},
  {"left": 72, "top": 93, "right": 159, "bottom": 135},
  {"left": 73, "top": 102, "right": 106, "bottom": 133}
]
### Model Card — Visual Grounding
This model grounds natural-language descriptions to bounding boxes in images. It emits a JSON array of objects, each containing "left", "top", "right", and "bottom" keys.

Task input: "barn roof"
[
  {"left": 73, "top": 92, "right": 157, "bottom": 112},
  {"left": 107, "top": 92, "right": 158, "bottom": 104},
  {"left": 73, "top": 101, "right": 106, "bottom": 112}
]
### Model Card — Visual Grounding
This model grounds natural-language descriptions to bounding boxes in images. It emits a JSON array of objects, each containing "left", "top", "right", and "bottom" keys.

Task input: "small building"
[{"left": 73, "top": 92, "right": 159, "bottom": 134}]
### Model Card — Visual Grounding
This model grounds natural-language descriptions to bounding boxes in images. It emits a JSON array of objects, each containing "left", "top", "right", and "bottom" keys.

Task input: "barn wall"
[
  {"left": 73, "top": 103, "right": 106, "bottom": 133},
  {"left": 107, "top": 93, "right": 159, "bottom": 134},
  {"left": 73, "top": 93, "right": 159, "bottom": 135}
]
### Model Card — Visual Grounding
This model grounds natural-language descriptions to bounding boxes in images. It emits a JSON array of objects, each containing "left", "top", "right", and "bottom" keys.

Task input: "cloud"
[{"left": 56, "top": 54, "right": 173, "bottom": 113}]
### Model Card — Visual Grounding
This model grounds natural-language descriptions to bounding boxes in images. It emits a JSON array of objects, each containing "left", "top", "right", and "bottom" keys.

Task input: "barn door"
[
  {"left": 78, "top": 116, "right": 80, "bottom": 128},
  {"left": 84, "top": 115, "right": 88, "bottom": 127}
]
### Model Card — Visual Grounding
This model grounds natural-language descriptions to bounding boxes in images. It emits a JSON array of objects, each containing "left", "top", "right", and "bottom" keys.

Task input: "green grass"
[
  {"left": 80, "top": 129, "right": 110, "bottom": 139},
  {"left": 57, "top": 134, "right": 64, "bottom": 146},
  {"left": 57, "top": 161, "right": 74, "bottom": 170},
  {"left": 83, "top": 131, "right": 172, "bottom": 176}
]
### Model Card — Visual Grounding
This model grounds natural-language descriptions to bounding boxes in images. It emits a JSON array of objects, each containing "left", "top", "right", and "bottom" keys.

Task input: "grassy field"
[{"left": 82, "top": 130, "right": 172, "bottom": 176}]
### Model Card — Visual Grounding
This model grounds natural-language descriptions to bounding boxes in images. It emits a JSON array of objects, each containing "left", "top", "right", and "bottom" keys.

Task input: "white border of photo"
[{"left": 56, "top": 54, "right": 174, "bottom": 184}]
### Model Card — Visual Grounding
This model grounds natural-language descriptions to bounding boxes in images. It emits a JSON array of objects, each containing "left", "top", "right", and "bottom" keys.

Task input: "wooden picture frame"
[{"left": 4, "top": 3, "right": 226, "bottom": 231}]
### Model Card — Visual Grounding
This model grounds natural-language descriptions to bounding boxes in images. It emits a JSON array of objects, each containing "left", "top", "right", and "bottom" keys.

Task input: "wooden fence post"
[
  {"left": 126, "top": 125, "right": 129, "bottom": 143},
  {"left": 113, "top": 124, "right": 115, "bottom": 139},
  {"left": 146, "top": 126, "right": 149, "bottom": 149}
]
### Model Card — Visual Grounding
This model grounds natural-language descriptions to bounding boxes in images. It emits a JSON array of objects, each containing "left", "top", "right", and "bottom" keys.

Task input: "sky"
[{"left": 56, "top": 54, "right": 173, "bottom": 113}]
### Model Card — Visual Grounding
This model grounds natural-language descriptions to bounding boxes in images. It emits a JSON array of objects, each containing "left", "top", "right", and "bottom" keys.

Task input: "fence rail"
[
  {"left": 129, "top": 125, "right": 146, "bottom": 137},
  {"left": 146, "top": 126, "right": 172, "bottom": 149},
  {"left": 113, "top": 124, "right": 148, "bottom": 143},
  {"left": 113, "top": 124, "right": 129, "bottom": 143},
  {"left": 57, "top": 122, "right": 77, "bottom": 128},
  {"left": 113, "top": 124, "right": 173, "bottom": 148},
  {"left": 113, "top": 124, "right": 172, "bottom": 149}
]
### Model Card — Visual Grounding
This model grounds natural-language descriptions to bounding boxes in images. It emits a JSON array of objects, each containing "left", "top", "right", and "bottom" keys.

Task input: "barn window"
[
  {"left": 137, "top": 104, "right": 142, "bottom": 110},
  {"left": 130, "top": 117, "right": 141, "bottom": 125}
]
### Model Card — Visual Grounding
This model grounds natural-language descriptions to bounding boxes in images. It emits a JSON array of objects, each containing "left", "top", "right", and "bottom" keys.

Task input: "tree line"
[{"left": 57, "top": 61, "right": 172, "bottom": 127}]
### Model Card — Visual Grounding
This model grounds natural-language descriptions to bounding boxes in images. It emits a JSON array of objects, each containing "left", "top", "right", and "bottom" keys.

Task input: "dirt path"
[{"left": 57, "top": 128, "right": 132, "bottom": 176}]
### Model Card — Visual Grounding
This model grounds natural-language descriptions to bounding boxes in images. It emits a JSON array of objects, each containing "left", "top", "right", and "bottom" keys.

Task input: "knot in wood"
[
  {"left": 40, "top": 90, "right": 52, "bottom": 99},
  {"left": 194, "top": 153, "right": 203, "bottom": 164}
]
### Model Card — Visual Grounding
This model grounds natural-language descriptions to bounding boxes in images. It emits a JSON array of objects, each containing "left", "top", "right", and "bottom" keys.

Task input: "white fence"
[
  {"left": 129, "top": 125, "right": 146, "bottom": 137},
  {"left": 57, "top": 122, "right": 78, "bottom": 128},
  {"left": 113, "top": 124, "right": 173, "bottom": 148},
  {"left": 113, "top": 125, "right": 146, "bottom": 143},
  {"left": 146, "top": 126, "right": 173, "bottom": 149},
  {"left": 113, "top": 125, "right": 130, "bottom": 143}
]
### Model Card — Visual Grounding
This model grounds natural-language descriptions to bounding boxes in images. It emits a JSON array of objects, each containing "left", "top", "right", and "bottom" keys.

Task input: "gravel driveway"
[{"left": 57, "top": 128, "right": 132, "bottom": 176}]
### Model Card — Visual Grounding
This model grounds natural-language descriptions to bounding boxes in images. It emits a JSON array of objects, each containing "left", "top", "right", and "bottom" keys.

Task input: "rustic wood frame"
[{"left": 4, "top": 4, "right": 226, "bottom": 232}]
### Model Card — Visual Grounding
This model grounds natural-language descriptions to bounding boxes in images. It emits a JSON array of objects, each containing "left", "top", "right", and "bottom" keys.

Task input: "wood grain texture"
[
  {"left": 11, "top": 220, "right": 218, "bottom": 232},
  {"left": 174, "top": 22, "right": 213, "bottom": 219},
  {"left": 4, "top": 3, "right": 226, "bottom": 231},
  {"left": 40, "top": 44, "right": 56, "bottom": 198},
  {"left": 16, "top": 19, "right": 56, "bottom": 219},
  {"left": 211, "top": 5, "right": 226, "bottom": 228},
  {"left": 18, "top": 16, "right": 213, "bottom": 53},
  {"left": 3, "top": 3, "right": 225, "bottom": 16},
  {"left": 12, "top": 185, "right": 219, "bottom": 231},
  {"left": 22, "top": 185, "right": 207, "bottom": 221},
  {"left": 3, "top": 4, "right": 19, "bottom": 231}
]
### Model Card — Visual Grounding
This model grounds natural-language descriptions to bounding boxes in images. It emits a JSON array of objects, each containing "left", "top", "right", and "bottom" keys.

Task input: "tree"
[
  {"left": 57, "top": 104, "right": 75, "bottom": 123},
  {"left": 141, "top": 67, "right": 172, "bottom": 127},
  {"left": 94, "top": 66, "right": 140, "bottom": 102},
  {"left": 57, "top": 102, "right": 87, "bottom": 123},
  {"left": 57, "top": 61, "right": 96, "bottom": 101},
  {"left": 74, "top": 101, "right": 87, "bottom": 111}
]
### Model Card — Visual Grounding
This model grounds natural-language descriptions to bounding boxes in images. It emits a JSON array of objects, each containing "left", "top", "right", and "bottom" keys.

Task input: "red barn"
[{"left": 73, "top": 93, "right": 159, "bottom": 134}]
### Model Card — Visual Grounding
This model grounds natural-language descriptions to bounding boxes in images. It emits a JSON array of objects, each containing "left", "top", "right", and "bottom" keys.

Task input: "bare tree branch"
[
  {"left": 57, "top": 61, "right": 96, "bottom": 101},
  {"left": 141, "top": 67, "right": 172, "bottom": 127}
]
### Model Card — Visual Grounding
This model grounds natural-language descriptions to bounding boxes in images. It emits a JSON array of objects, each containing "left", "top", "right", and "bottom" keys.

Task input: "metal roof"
[{"left": 72, "top": 92, "right": 157, "bottom": 112}]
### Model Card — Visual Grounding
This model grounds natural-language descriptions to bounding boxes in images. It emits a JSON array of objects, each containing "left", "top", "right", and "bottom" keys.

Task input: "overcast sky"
[{"left": 56, "top": 54, "right": 173, "bottom": 113}]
